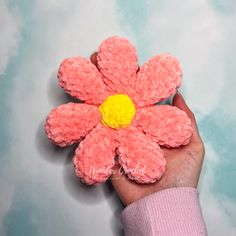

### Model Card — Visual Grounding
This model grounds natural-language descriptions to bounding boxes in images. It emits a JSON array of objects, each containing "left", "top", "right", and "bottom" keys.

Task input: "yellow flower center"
[{"left": 99, "top": 94, "right": 136, "bottom": 128}]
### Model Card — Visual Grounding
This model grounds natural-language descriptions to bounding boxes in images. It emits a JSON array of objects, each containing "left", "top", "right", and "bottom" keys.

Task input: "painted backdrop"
[{"left": 0, "top": 0, "right": 236, "bottom": 235}]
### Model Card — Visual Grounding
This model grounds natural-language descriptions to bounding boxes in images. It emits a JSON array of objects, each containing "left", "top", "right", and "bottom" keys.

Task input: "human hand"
[{"left": 111, "top": 92, "right": 205, "bottom": 206}]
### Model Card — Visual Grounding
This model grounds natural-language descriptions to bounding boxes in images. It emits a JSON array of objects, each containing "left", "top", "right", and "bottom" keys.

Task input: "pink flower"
[{"left": 45, "top": 36, "right": 193, "bottom": 185}]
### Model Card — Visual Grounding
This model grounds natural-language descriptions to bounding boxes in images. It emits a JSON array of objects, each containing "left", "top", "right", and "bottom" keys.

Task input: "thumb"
[{"left": 172, "top": 92, "right": 201, "bottom": 142}]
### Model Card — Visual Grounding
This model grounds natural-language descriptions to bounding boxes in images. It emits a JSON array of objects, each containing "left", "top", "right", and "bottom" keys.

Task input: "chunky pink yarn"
[{"left": 45, "top": 36, "right": 193, "bottom": 185}]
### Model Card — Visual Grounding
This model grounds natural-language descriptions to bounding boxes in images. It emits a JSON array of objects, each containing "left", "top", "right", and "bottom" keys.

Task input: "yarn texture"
[{"left": 45, "top": 36, "right": 193, "bottom": 185}]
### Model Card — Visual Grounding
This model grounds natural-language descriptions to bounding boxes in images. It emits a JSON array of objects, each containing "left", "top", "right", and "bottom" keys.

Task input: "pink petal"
[
  {"left": 97, "top": 36, "right": 138, "bottom": 94},
  {"left": 73, "top": 124, "right": 117, "bottom": 185},
  {"left": 133, "top": 105, "right": 193, "bottom": 147},
  {"left": 58, "top": 57, "right": 109, "bottom": 105},
  {"left": 132, "top": 53, "right": 182, "bottom": 107},
  {"left": 45, "top": 103, "right": 100, "bottom": 147},
  {"left": 117, "top": 127, "right": 166, "bottom": 184}
]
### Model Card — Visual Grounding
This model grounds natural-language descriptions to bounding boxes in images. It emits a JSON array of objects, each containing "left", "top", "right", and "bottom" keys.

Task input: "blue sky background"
[{"left": 0, "top": 0, "right": 236, "bottom": 235}]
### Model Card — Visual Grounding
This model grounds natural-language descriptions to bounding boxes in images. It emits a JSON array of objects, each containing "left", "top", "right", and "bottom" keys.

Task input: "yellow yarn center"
[{"left": 99, "top": 94, "right": 136, "bottom": 128}]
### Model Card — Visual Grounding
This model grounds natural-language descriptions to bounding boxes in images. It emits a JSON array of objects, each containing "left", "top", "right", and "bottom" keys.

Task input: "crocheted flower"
[{"left": 45, "top": 36, "right": 193, "bottom": 185}]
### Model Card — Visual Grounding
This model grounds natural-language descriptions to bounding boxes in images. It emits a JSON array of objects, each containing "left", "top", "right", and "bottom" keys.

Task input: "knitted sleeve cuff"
[{"left": 120, "top": 187, "right": 207, "bottom": 236}]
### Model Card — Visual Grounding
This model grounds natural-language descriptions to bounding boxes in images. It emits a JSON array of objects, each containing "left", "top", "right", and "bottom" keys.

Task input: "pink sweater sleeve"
[{"left": 120, "top": 187, "right": 207, "bottom": 236}]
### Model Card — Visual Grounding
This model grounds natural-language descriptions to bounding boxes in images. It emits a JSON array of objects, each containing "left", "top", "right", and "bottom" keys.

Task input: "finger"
[
  {"left": 90, "top": 52, "right": 98, "bottom": 66},
  {"left": 111, "top": 164, "right": 144, "bottom": 192},
  {"left": 111, "top": 164, "right": 128, "bottom": 184},
  {"left": 111, "top": 164, "right": 155, "bottom": 205},
  {"left": 172, "top": 92, "right": 200, "bottom": 140},
  {"left": 110, "top": 165, "right": 133, "bottom": 202},
  {"left": 172, "top": 92, "right": 194, "bottom": 119}
]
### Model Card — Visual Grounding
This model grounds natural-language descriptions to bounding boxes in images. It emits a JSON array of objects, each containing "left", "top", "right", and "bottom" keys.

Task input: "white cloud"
[
  {"left": 213, "top": 12, "right": 236, "bottom": 119},
  {"left": 143, "top": 0, "right": 225, "bottom": 119},
  {"left": 199, "top": 143, "right": 236, "bottom": 235},
  {"left": 0, "top": 0, "right": 21, "bottom": 75},
  {"left": 33, "top": 0, "right": 136, "bottom": 62}
]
